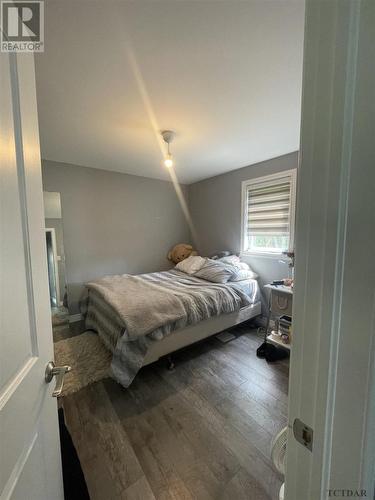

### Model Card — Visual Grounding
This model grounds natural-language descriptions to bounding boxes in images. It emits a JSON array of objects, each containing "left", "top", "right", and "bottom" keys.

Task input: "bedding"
[
  {"left": 230, "top": 269, "right": 258, "bottom": 281},
  {"left": 193, "top": 258, "right": 236, "bottom": 283},
  {"left": 217, "top": 254, "right": 242, "bottom": 266},
  {"left": 85, "top": 269, "right": 260, "bottom": 387},
  {"left": 218, "top": 255, "right": 258, "bottom": 279},
  {"left": 227, "top": 278, "right": 259, "bottom": 301},
  {"left": 175, "top": 255, "right": 206, "bottom": 274}
]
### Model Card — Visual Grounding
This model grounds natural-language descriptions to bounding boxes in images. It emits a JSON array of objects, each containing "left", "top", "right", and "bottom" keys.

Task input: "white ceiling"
[{"left": 35, "top": 0, "right": 304, "bottom": 184}]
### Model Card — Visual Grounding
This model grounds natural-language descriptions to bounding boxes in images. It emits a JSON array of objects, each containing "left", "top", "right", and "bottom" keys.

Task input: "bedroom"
[{"left": 1, "top": 1, "right": 374, "bottom": 500}]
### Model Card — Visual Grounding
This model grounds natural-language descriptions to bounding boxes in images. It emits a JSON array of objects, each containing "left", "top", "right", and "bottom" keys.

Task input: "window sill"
[{"left": 240, "top": 251, "right": 287, "bottom": 260}]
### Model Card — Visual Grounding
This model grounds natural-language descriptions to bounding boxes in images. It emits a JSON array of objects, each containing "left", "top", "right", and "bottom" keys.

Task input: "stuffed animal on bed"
[{"left": 167, "top": 243, "right": 198, "bottom": 264}]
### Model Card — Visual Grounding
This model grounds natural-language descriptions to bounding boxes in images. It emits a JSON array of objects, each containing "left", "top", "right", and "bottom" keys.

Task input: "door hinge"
[{"left": 293, "top": 418, "right": 313, "bottom": 452}]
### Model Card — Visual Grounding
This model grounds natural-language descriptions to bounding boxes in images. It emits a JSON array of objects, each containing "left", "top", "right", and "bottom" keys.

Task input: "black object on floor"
[
  {"left": 58, "top": 408, "right": 90, "bottom": 500},
  {"left": 256, "top": 341, "right": 289, "bottom": 362}
]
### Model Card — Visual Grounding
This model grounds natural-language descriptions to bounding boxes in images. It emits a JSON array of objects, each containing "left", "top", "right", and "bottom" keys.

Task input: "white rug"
[{"left": 54, "top": 331, "right": 112, "bottom": 397}]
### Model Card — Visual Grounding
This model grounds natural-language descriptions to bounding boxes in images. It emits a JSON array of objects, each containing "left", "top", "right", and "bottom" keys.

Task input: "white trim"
[
  {"left": 68, "top": 314, "right": 83, "bottom": 323},
  {"left": 3, "top": 50, "right": 64, "bottom": 499},
  {"left": 241, "top": 169, "right": 297, "bottom": 256},
  {"left": 319, "top": 3, "right": 360, "bottom": 495},
  {"left": 241, "top": 248, "right": 292, "bottom": 258},
  {"left": 285, "top": 1, "right": 375, "bottom": 498},
  {"left": 241, "top": 251, "right": 287, "bottom": 260}
]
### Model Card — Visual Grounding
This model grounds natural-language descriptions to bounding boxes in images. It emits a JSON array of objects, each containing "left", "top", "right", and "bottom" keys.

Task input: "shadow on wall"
[{"left": 41, "top": 160, "right": 192, "bottom": 316}]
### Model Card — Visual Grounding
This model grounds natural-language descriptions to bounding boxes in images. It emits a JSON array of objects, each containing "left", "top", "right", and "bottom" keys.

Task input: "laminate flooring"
[{"left": 62, "top": 326, "right": 289, "bottom": 500}]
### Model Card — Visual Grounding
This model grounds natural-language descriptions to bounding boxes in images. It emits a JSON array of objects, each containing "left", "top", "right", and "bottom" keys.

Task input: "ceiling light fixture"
[{"left": 161, "top": 130, "right": 175, "bottom": 168}]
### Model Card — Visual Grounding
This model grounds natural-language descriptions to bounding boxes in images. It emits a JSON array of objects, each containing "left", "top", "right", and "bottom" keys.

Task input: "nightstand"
[{"left": 264, "top": 284, "right": 293, "bottom": 350}]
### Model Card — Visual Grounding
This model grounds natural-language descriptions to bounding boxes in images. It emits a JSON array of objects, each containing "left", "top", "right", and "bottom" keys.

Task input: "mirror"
[{"left": 43, "top": 191, "right": 68, "bottom": 329}]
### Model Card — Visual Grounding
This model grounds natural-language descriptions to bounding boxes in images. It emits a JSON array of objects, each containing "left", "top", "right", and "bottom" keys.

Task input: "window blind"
[{"left": 246, "top": 178, "right": 291, "bottom": 236}]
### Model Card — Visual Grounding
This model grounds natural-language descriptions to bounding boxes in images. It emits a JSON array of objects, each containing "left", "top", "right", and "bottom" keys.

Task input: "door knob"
[{"left": 45, "top": 361, "right": 71, "bottom": 397}]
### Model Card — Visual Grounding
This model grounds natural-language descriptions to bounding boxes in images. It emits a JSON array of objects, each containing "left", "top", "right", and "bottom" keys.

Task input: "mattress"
[
  {"left": 84, "top": 274, "right": 260, "bottom": 386},
  {"left": 85, "top": 277, "right": 260, "bottom": 352}
]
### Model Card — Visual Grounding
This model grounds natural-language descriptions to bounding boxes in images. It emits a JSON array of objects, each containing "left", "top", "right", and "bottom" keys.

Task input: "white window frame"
[{"left": 241, "top": 169, "right": 297, "bottom": 258}]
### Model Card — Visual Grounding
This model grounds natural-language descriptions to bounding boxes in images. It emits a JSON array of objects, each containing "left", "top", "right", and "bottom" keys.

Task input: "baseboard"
[{"left": 69, "top": 313, "right": 83, "bottom": 323}]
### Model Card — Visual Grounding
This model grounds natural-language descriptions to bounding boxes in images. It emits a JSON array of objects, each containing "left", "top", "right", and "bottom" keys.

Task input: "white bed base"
[{"left": 142, "top": 301, "right": 261, "bottom": 366}]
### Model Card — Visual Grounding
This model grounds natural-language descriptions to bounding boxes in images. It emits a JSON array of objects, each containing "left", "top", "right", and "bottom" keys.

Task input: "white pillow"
[
  {"left": 218, "top": 255, "right": 241, "bottom": 267},
  {"left": 230, "top": 268, "right": 258, "bottom": 281},
  {"left": 194, "top": 259, "right": 237, "bottom": 283},
  {"left": 175, "top": 255, "right": 206, "bottom": 275},
  {"left": 239, "top": 262, "right": 250, "bottom": 270},
  {"left": 218, "top": 256, "right": 257, "bottom": 276}
]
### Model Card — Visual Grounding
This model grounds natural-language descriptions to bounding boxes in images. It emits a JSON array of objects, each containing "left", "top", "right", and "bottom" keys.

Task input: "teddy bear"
[{"left": 167, "top": 243, "right": 198, "bottom": 264}]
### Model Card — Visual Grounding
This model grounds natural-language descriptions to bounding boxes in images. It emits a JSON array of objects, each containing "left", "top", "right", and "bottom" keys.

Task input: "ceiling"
[{"left": 35, "top": 0, "right": 305, "bottom": 184}]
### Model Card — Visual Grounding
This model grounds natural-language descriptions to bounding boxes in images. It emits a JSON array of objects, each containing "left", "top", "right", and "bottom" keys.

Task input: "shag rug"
[{"left": 54, "top": 331, "right": 112, "bottom": 397}]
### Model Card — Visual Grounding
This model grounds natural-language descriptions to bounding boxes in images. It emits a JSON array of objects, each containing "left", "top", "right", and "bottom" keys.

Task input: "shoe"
[
  {"left": 256, "top": 341, "right": 268, "bottom": 358},
  {"left": 257, "top": 342, "right": 289, "bottom": 362}
]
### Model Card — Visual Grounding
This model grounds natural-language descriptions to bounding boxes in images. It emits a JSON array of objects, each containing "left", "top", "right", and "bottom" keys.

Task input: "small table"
[{"left": 264, "top": 284, "right": 293, "bottom": 350}]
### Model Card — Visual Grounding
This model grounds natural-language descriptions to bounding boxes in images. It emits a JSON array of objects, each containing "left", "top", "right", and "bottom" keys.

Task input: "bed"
[{"left": 84, "top": 267, "right": 261, "bottom": 387}]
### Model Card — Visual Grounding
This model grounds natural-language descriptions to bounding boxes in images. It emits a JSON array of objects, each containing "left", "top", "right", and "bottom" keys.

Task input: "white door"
[
  {"left": 0, "top": 52, "right": 64, "bottom": 499},
  {"left": 286, "top": 1, "right": 375, "bottom": 499}
]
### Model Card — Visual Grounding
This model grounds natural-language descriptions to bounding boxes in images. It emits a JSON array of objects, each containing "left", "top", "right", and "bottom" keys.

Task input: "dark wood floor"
[{"left": 63, "top": 325, "right": 288, "bottom": 500}]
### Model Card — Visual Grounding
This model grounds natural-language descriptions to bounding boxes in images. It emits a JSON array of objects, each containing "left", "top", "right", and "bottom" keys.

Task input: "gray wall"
[
  {"left": 42, "top": 153, "right": 297, "bottom": 314},
  {"left": 42, "top": 160, "right": 191, "bottom": 313},
  {"left": 188, "top": 152, "right": 298, "bottom": 293}
]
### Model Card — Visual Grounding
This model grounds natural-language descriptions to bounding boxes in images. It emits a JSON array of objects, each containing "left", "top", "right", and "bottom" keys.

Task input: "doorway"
[{"left": 43, "top": 191, "right": 69, "bottom": 330}]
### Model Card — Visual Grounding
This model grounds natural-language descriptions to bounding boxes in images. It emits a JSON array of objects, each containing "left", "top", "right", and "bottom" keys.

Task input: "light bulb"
[{"left": 164, "top": 154, "right": 173, "bottom": 168}]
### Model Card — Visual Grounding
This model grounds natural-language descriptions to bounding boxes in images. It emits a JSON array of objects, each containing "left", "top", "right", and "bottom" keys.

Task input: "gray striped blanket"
[{"left": 85, "top": 270, "right": 252, "bottom": 387}]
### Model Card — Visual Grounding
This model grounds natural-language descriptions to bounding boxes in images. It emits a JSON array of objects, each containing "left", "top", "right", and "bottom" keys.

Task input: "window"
[{"left": 242, "top": 170, "right": 297, "bottom": 255}]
